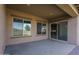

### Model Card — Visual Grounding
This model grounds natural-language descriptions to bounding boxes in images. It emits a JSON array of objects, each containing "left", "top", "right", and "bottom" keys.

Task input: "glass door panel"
[
  {"left": 58, "top": 22, "right": 67, "bottom": 41},
  {"left": 51, "top": 24, "right": 57, "bottom": 39}
]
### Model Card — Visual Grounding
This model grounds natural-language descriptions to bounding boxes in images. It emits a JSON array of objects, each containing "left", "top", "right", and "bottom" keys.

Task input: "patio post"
[{"left": 0, "top": 4, "right": 6, "bottom": 54}]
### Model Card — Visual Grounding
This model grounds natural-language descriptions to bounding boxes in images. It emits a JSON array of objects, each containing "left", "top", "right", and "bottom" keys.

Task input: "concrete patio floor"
[
  {"left": 4, "top": 39, "right": 76, "bottom": 55},
  {"left": 69, "top": 46, "right": 79, "bottom": 55}
]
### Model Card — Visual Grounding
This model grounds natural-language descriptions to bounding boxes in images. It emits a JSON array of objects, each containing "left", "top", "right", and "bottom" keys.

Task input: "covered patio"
[
  {"left": 5, "top": 39, "right": 76, "bottom": 55},
  {"left": 0, "top": 4, "right": 79, "bottom": 55}
]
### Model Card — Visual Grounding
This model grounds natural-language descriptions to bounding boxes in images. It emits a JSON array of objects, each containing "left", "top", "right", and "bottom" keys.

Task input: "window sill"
[{"left": 11, "top": 35, "right": 32, "bottom": 39}]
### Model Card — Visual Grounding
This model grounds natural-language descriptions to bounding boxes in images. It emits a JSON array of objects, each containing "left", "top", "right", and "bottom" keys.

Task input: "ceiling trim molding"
[{"left": 49, "top": 15, "right": 70, "bottom": 22}]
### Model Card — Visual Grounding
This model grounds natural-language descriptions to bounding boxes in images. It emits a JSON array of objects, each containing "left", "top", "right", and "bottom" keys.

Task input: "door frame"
[{"left": 49, "top": 20, "right": 68, "bottom": 42}]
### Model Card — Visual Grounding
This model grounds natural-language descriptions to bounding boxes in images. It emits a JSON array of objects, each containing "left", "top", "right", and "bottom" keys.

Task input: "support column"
[{"left": 0, "top": 5, "right": 6, "bottom": 54}]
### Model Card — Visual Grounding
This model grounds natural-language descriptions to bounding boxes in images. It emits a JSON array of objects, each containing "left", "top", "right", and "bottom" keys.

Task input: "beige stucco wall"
[
  {"left": 68, "top": 17, "right": 77, "bottom": 44},
  {"left": 77, "top": 15, "right": 79, "bottom": 45},
  {"left": 6, "top": 9, "right": 48, "bottom": 45},
  {"left": 0, "top": 5, "right": 6, "bottom": 54}
]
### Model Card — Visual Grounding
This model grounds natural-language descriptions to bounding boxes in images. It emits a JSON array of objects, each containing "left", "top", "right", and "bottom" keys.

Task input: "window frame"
[
  {"left": 37, "top": 22, "right": 47, "bottom": 35},
  {"left": 11, "top": 17, "right": 32, "bottom": 38}
]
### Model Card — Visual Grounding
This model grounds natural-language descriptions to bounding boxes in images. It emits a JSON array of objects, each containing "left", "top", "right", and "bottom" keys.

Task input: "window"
[
  {"left": 42, "top": 24, "right": 46, "bottom": 34},
  {"left": 13, "top": 18, "right": 23, "bottom": 36},
  {"left": 12, "top": 17, "right": 31, "bottom": 37},
  {"left": 37, "top": 23, "right": 46, "bottom": 35},
  {"left": 37, "top": 23, "right": 42, "bottom": 34}
]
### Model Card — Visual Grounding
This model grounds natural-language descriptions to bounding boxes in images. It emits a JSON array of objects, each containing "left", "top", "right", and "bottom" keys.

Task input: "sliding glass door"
[
  {"left": 51, "top": 21, "right": 68, "bottom": 41},
  {"left": 58, "top": 22, "right": 67, "bottom": 41},
  {"left": 51, "top": 24, "right": 57, "bottom": 39}
]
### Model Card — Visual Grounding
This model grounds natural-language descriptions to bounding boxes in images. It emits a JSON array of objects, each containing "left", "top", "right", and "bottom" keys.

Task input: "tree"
[{"left": 25, "top": 25, "right": 30, "bottom": 31}]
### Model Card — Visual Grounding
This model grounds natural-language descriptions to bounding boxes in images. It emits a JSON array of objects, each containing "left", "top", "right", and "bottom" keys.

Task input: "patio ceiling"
[
  {"left": 6, "top": 4, "right": 78, "bottom": 21},
  {"left": 74, "top": 4, "right": 79, "bottom": 13}
]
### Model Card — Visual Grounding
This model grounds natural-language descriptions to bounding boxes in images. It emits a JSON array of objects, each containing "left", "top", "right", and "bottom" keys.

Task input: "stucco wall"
[
  {"left": 0, "top": 5, "right": 6, "bottom": 54},
  {"left": 77, "top": 16, "right": 79, "bottom": 45},
  {"left": 68, "top": 17, "right": 77, "bottom": 44},
  {"left": 6, "top": 9, "right": 48, "bottom": 45}
]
